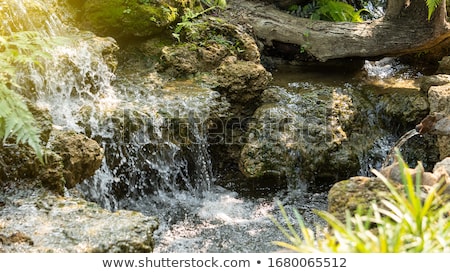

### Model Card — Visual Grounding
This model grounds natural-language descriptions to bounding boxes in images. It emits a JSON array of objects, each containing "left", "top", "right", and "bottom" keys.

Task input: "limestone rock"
[
  {"left": 428, "top": 83, "right": 450, "bottom": 114},
  {"left": 158, "top": 20, "right": 264, "bottom": 77},
  {"left": 210, "top": 57, "right": 272, "bottom": 115},
  {"left": 379, "top": 90, "right": 429, "bottom": 124},
  {"left": 239, "top": 87, "right": 368, "bottom": 188},
  {"left": 428, "top": 83, "right": 450, "bottom": 158},
  {"left": 49, "top": 129, "right": 104, "bottom": 189},
  {"left": 0, "top": 129, "right": 103, "bottom": 194},
  {"left": 0, "top": 145, "right": 65, "bottom": 194},
  {"left": 328, "top": 176, "right": 392, "bottom": 222},
  {"left": 437, "top": 56, "right": 450, "bottom": 74},
  {"left": 434, "top": 157, "right": 450, "bottom": 175},
  {"left": 420, "top": 74, "right": 450, "bottom": 93},
  {"left": 328, "top": 158, "right": 450, "bottom": 222},
  {"left": 0, "top": 190, "right": 158, "bottom": 252}
]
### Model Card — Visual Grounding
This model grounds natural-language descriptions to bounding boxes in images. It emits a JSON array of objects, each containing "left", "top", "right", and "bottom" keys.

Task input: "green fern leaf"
[
  {"left": 0, "top": 83, "right": 43, "bottom": 161},
  {"left": 426, "top": 0, "right": 443, "bottom": 20},
  {"left": 0, "top": 31, "right": 57, "bottom": 163},
  {"left": 314, "top": 0, "right": 366, "bottom": 22}
]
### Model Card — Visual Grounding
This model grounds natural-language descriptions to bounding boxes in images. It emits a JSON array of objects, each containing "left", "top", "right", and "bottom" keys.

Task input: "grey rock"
[{"left": 0, "top": 189, "right": 158, "bottom": 253}]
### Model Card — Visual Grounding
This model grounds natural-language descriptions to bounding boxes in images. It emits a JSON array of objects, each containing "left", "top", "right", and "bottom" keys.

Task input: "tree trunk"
[{"left": 230, "top": 0, "right": 450, "bottom": 61}]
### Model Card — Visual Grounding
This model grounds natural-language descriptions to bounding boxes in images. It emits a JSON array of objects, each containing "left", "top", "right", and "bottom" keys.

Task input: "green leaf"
[{"left": 426, "top": 0, "right": 443, "bottom": 20}]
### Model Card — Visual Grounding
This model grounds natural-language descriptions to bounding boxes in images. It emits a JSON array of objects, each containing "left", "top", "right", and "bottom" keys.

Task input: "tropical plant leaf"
[
  {"left": 313, "top": 0, "right": 367, "bottom": 22},
  {"left": 0, "top": 83, "right": 43, "bottom": 161},
  {"left": 426, "top": 0, "right": 443, "bottom": 20},
  {"left": 0, "top": 31, "right": 52, "bottom": 162}
]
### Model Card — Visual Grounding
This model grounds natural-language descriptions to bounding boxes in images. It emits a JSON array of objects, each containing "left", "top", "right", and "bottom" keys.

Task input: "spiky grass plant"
[{"left": 271, "top": 148, "right": 450, "bottom": 252}]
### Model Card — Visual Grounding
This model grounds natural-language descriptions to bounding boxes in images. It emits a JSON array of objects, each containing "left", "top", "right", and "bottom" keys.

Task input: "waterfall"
[
  {"left": 2, "top": 0, "right": 329, "bottom": 253},
  {"left": 3, "top": 0, "right": 225, "bottom": 210}
]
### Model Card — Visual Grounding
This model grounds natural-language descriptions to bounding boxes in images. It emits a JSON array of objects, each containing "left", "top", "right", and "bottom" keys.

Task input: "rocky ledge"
[
  {"left": 1, "top": 117, "right": 158, "bottom": 252},
  {"left": 0, "top": 189, "right": 158, "bottom": 252}
]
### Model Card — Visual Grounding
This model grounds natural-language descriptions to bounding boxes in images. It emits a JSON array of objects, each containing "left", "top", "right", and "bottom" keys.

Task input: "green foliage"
[
  {"left": 271, "top": 148, "right": 450, "bottom": 252},
  {"left": 426, "top": 0, "right": 443, "bottom": 19},
  {"left": 0, "top": 84, "right": 42, "bottom": 160},
  {"left": 289, "top": 0, "right": 444, "bottom": 21},
  {"left": 287, "top": 0, "right": 368, "bottom": 22},
  {"left": 0, "top": 31, "right": 53, "bottom": 162},
  {"left": 172, "top": 0, "right": 227, "bottom": 41},
  {"left": 313, "top": 0, "right": 368, "bottom": 22}
]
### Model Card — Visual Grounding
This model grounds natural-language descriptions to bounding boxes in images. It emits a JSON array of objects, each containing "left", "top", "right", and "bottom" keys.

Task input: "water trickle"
[
  {"left": 382, "top": 129, "right": 420, "bottom": 168},
  {"left": 363, "top": 57, "right": 421, "bottom": 80},
  {"left": 357, "top": 134, "right": 398, "bottom": 176}
]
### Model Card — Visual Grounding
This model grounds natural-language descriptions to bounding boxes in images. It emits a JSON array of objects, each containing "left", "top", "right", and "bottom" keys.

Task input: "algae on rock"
[{"left": 80, "top": 0, "right": 178, "bottom": 38}]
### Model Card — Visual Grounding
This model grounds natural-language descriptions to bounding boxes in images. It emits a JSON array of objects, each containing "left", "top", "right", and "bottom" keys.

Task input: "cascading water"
[
  {"left": 4, "top": 0, "right": 435, "bottom": 253},
  {"left": 3, "top": 0, "right": 329, "bottom": 252}
]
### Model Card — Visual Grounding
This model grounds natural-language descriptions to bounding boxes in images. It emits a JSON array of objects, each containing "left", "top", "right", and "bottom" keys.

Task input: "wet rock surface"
[
  {"left": 239, "top": 86, "right": 377, "bottom": 189},
  {"left": 427, "top": 82, "right": 450, "bottom": 159},
  {"left": 379, "top": 90, "right": 429, "bottom": 124},
  {"left": 0, "top": 129, "right": 103, "bottom": 195},
  {"left": 328, "top": 157, "right": 450, "bottom": 222},
  {"left": 48, "top": 129, "right": 104, "bottom": 189},
  {"left": 0, "top": 189, "right": 158, "bottom": 252}
]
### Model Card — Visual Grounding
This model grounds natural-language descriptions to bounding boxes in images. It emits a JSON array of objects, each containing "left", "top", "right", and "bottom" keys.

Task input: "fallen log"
[{"left": 230, "top": 0, "right": 450, "bottom": 61}]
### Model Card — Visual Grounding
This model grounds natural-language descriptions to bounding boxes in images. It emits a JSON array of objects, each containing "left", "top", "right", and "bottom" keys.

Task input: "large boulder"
[
  {"left": 49, "top": 129, "right": 104, "bottom": 189},
  {"left": 239, "top": 86, "right": 372, "bottom": 188},
  {"left": 0, "top": 190, "right": 158, "bottom": 252},
  {"left": 0, "top": 129, "right": 103, "bottom": 195}
]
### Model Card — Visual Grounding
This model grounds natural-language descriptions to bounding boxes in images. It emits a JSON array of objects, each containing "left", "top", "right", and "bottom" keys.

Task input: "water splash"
[
  {"left": 363, "top": 0, "right": 387, "bottom": 19},
  {"left": 3, "top": 0, "right": 329, "bottom": 253},
  {"left": 5, "top": 0, "right": 226, "bottom": 210},
  {"left": 0, "top": 0, "right": 69, "bottom": 35},
  {"left": 363, "top": 57, "right": 409, "bottom": 79}
]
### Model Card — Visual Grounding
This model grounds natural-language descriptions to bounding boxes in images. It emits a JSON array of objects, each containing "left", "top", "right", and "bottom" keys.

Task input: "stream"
[{"left": 2, "top": 0, "right": 436, "bottom": 253}]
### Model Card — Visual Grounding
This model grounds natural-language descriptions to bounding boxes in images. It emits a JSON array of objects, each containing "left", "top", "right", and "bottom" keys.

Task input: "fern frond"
[
  {"left": 0, "top": 31, "right": 55, "bottom": 163},
  {"left": 426, "top": 0, "right": 443, "bottom": 20},
  {"left": 0, "top": 83, "right": 43, "bottom": 161},
  {"left": 314, "top": 0, "right": 367, "bottom": 22}
]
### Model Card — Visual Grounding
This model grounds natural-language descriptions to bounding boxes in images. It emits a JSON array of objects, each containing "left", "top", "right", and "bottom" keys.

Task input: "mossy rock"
[
  {"left": 0, "top": 145, "right": 65, "bottom": 195},
  {"left": 327, "top": 176, "right": 399, "bottom": 223},
  {"left": 239, "top": 87, "right": 368, "bottom": 188},
  {"left": 379, "top": 89, "right": 429, "bottom": 125},
  {"left": 80, "top": 0, "right": 178, "bottom": 39}
]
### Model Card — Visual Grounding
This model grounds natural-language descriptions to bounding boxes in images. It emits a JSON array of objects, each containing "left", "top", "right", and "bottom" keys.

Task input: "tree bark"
[{"left": 231, "top": 0, "right": 450, "bottom": 61}]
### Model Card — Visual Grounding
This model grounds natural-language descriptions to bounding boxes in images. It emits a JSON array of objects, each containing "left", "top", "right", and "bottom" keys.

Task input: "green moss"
[{"left": 81, "top": 0, "right": 178, "bottom": 38}]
